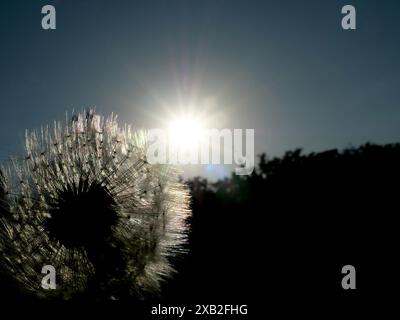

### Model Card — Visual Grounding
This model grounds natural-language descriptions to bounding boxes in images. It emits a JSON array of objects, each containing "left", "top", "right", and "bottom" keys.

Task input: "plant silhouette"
[
  {"left": 0, "top": 110, "right": 190, "bottom": 300},
  {"left": 161, "top": 143, "right": 400, "bottom": 303}
]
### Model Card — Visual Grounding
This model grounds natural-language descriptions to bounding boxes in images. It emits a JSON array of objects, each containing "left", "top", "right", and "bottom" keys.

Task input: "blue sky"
[{"left": 1, "top": 0, "right": 400, "bottom": 178}]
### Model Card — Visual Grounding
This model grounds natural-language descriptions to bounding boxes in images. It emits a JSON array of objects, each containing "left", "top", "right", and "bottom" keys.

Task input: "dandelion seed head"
[{"left": 0, "top": 110, "right": 191, "bottom": 299}]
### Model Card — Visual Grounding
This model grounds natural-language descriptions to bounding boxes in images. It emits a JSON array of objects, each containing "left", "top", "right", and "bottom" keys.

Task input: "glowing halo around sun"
[{"left": 140, "top": 92, "right": 225, "bottom": 175}]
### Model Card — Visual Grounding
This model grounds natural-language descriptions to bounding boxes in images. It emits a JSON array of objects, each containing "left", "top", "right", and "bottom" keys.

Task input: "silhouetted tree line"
[{"left": 161, "top": 142, "right": 400, "bottom": 304}]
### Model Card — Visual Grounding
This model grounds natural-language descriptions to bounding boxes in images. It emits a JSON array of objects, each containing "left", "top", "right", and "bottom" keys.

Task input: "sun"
[{"left": 168, "top": 114, "right": 206, "bottom": 151}]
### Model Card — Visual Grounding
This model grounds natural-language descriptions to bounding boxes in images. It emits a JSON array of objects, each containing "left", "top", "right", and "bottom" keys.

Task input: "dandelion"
[{"left": 0, "top": 110, "right": 190, "bottom": 299}]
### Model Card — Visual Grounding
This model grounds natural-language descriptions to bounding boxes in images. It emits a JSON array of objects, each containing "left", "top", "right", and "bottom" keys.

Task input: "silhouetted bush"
[{"left": 162, "top": 143, "right": 400, "bottom": 303}]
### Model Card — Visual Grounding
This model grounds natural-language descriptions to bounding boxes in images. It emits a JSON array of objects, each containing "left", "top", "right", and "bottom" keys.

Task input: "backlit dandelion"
[{"left": 0, "top": 110, "right": 190, "bottom": 299}]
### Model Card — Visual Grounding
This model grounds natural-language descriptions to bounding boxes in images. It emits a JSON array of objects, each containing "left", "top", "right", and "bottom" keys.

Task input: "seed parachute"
[{"left": 0, "top": 110, "right": 191, "bottom": 299}]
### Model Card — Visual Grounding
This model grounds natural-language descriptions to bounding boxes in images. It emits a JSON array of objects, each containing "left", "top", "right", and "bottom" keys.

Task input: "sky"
[{"left": 1, "top": 0, "right": 400, "bottom": 179}]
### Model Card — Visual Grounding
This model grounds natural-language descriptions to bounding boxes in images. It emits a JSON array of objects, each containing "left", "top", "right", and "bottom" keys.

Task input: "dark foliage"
[{"left": 161, "top": 143, "right": 400, "bottom": 305}]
